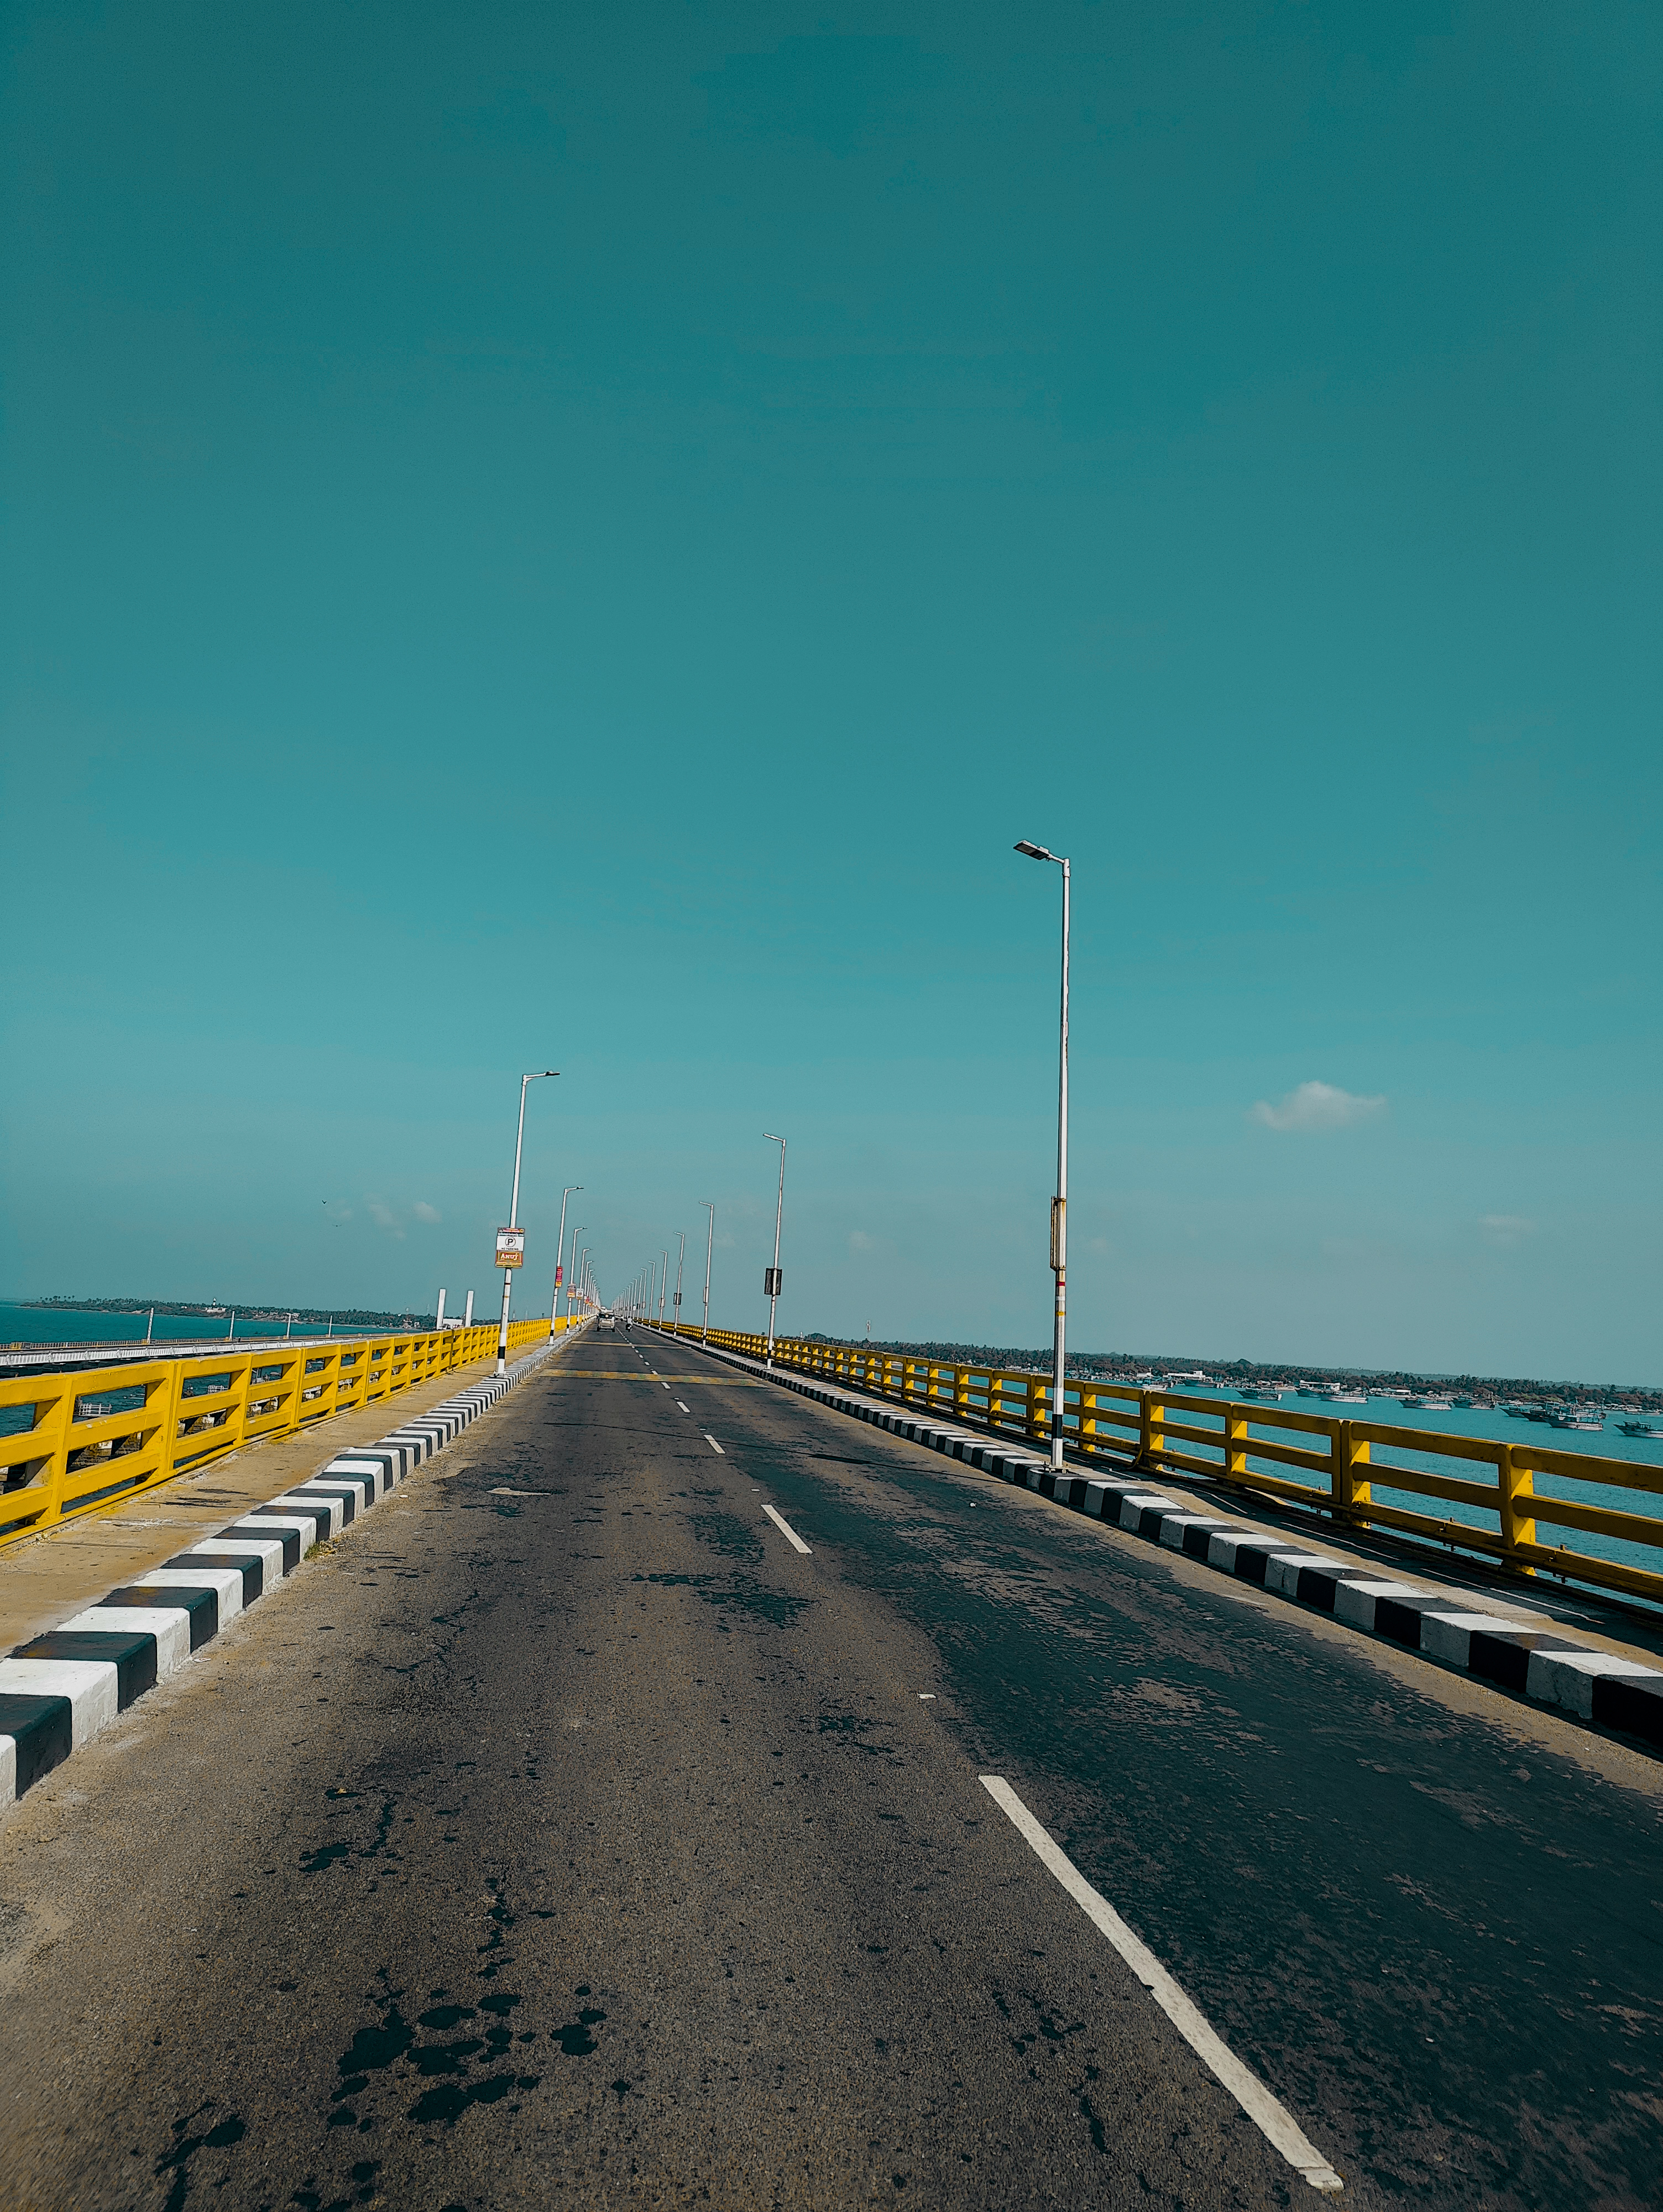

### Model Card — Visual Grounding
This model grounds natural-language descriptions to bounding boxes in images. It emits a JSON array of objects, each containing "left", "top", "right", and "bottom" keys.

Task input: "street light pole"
[
  {"left": 672, "top": 1232, "right": 685, "bottom": 1336},
  {"left": 658, "top": 1251, "right": 668, "bottom": 1326},
  {"left": 498, "top": 1068, "right": 559, "bottom": 1376},
  {"left": 1014, "top": 842, "right": 1070, "bottom": 1468},
  {"left": 553, "top": 1185, "right": 582, "bottom": 1327},
  {"left": 700, "top": 1201, "right": 714, "bottom": 1345},
  {"left": 763, "top": 1133, "right": 786, "bottom": 1369}
]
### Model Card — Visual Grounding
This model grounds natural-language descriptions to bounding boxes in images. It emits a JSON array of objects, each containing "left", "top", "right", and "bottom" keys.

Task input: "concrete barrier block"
[
  {"left": 1419, "top": 1611, "right": 1524, "bottom": 1668},
  {"left": 1528, "top": 1647, "right": 1659, "bottom": 1720},
  {"left": 1332, "top": 1580, "right": 1427, "bottom": 1632},
  {"left": 0, "top": 1657, "right": 118, "bottom": 1745},
  {"left": 1262, "top": 1553, "right": 1336, "bottom": 1599},
  {"left": 1591, "top": 1671, "right": 1663, "bottom": 1745},
  {"left": 63, "top": 1606, "right": 190, "bottom": 1677},
  {"left": 187, "top": 1537, "right": 287, "bottom": 1592},
  {"left": 269, "top": 1495, "right": 345, "bottom": 1538}
]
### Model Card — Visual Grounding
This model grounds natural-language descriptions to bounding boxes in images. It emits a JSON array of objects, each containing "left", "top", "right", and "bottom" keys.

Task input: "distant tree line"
[{"left": 24, "top": 1295, "right": 423, "bottom": 1329}]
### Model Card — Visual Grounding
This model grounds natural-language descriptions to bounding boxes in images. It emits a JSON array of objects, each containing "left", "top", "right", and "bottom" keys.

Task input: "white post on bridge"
[
  {"left": 673, "top": 1232, "right": 685, "bottom": 1334},
  {"left": 436, "top": 1288, "right": 446, "bottom": 1329},
  {"left": 1014, "top": 841, "right": 1070, "bottom": 1471},
  {"left": 763, "top": 1133, "right": 786, "bottom": 1369},
  {"left": 700, "top": 1201, "right": 714, "bottom": 1345},
  {"left": 464, "top": 1290, "right": 474, "bottom": 1328},
  {"left": 554, "top": 1185, "right": 582, "bottom": 1326},
  {"left": 496, "top": 1069, "right": 558, "bottom": 1375}
]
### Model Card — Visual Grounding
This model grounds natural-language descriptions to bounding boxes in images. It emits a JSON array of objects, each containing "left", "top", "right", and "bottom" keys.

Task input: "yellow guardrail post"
[
  {"left": 1336, "top": 1421, "right": 1371, "bottom": 1522},
  {"left": 1222, "top": 1402, "right": 1248, "bottom": 1484},
  {"left": 1080, "top": 1384, "right": 1098, "bottom": 1457},
  {"left": 1496, "top": 1442, "right": 1537, "bottom": 1572},
  {"left": 1138, "top": 1389, "right": 1165, "bottom": 1470}
]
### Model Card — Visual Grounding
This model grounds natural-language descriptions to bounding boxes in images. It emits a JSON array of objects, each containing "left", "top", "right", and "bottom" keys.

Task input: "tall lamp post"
[
  {"left": 672, "top": 1232, "right": 686, "bottom": 1335},
  {"left": 700, "top": 1202, "right": 714, "bottom": 1345},
  {"left": 553, "top": 1185, "right": 582, "bottom": 1327},
  {"left": 498, "top": 1069, "right": 558, "bottom": 1375},
  {"left": 658, "top": 1251, "right": 668, "bottom": 1325},
  {"left": 1014, "top": 839, "right": 1070, "bottom": 1469},
  {"left": 763, "top": 1133, "right": 786, "bottom": 1369}
]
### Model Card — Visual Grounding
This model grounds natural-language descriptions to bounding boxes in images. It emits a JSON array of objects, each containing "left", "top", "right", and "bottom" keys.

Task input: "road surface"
[{"left": 0, "top": 1329, "right": 1657, "bottom": 2209}]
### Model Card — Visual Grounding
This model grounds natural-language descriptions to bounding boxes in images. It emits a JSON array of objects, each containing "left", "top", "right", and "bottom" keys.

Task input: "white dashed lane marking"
[
  {"left": 761, "top": 1501, "right": 811, "bottom": 1554},
  {"left": 703, "top": 1434, "right": 725, "bottom": 1454},
  {"left": 677, "top": 1401, "right": 689, "bottom": 1412},
  {"left": 979, "top": 1777, "right": 1343, "bottom": 2195}
]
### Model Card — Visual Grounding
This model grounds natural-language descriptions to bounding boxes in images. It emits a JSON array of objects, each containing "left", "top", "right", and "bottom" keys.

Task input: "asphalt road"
[{"left": 0, "top": 1328, "right": 1657, "bottom": 2210}]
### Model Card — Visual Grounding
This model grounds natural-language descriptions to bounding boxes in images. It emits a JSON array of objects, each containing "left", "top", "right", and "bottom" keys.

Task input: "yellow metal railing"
[
  {"left": 0, "top": 1316, "right": 567, "bottom": 1551},
  {"left": 647, "top": 1321, "right": 1663, "bottom": 1608}
]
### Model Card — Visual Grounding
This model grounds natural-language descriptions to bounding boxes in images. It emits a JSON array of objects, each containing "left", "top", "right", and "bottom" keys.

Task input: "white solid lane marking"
[
  {"left": 703, "top": 1433, "right": 725, "bottom": 1454},
  {"left": 979, "top": 1776, "right": 1343, "bottom": 2196},
  {"left": 677, "top": 1401, "right": 689, "bottom": 1412},
  {"left": 761, "top": 1501, "right": 812, "bottom": 1554}
]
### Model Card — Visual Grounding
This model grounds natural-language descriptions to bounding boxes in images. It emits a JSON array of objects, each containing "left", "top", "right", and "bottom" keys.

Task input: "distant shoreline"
[{"left": 5, "top": 1295, "right": 423, "bottom": 1331}]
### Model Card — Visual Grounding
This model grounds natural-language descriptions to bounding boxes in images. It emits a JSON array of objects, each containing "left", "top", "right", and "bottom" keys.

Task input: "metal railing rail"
[
  {"left": 0, "top": 1316, "right": 566, "bottom": 1551},
  {"left": 646, "top": 1320, "right": 1663, "bottom": 1608}
]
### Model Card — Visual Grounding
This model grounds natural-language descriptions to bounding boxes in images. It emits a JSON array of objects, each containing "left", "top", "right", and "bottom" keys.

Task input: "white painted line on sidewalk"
[
  {"left": 703, "top": 1433, "right": 725, "bottom": 1454},
  {"left": 677, "top": 1401, "right": 690, "bottom": 1412},
  {"left": 979, "top": 1776, "right": 1343, "bottom": 2197},
  {"left": 761, "top": 1501, "right": 812, "bottom": 1554}
]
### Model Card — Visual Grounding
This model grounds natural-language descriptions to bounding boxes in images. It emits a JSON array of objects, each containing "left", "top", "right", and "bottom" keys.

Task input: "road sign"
[
  {"left": 495, "top": 1227, "right": 525, "bottom": 1269},
  {"left": 763, "top": 1266, "right": 783, "bottom": 1296},
  {"left": 554, "top": 1264, "right": 563, "bottom": 1287}
]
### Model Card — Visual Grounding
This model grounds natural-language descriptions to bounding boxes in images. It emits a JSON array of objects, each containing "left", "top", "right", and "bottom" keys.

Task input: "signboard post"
[{"left": 495, "top": 1227, "right": 525, "bottom": 1269}]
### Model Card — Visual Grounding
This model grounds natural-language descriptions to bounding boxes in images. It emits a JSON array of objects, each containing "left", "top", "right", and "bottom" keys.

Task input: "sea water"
[
  {"left": 1136, "top": 1382, "right": 1663, "bottom": 1592},
  {"left": 0, "top": 1300, "right": 393, "bottom": 1348}
]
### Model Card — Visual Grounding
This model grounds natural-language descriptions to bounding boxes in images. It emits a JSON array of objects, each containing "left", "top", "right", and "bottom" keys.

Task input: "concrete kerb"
[
  {"left": 0, "top": 1329, "right": 579, "bottom": 1812},
  {"left": 665, "top": 1333, "right": 1663, "bottom": 1757}
]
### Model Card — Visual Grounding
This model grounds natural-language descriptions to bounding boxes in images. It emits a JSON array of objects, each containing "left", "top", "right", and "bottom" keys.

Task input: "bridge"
[{"left": 0, "top": 1311, "right": 1659, "bottom": 2207}]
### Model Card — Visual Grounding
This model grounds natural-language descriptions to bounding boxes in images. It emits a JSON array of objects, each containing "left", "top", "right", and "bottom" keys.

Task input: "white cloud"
[
  {"left": 849, "top": 1230, "right": 874, "bottom": 1253},
  {"left": 412, "top": 1201, "right": 441, "bottom": 1223},
  {"left": 1251, "top": 1081, "right": 1387, "bottom": 1134},
  {"left": 365, "top": 1197, "right": 406, "bottom": 1239},
  {"left": 1479, "top": 1214, "right": 1535, "bottom": 1248}
]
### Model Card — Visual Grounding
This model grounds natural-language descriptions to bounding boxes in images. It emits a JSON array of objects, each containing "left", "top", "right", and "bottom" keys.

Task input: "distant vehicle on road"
[{"left": 597, "top": 1311, "right": 615, "bottom": 1331}]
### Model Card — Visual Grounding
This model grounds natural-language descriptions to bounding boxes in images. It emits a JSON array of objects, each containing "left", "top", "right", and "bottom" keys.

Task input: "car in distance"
[{"left": 597, "top": 1310, "right": 615, "bottom": 1331}]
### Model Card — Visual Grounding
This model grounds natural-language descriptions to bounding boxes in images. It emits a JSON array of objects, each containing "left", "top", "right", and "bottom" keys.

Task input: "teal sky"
[{"left": 3, "top": 2, "right": 1657, "bottom": 1380}]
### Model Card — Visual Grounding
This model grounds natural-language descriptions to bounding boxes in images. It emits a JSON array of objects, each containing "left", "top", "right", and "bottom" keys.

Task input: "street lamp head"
[
  {"left": 1014, "top": 840, "right": 1054, "bottom": 862},
  {"left": 764, "top": 1131, "right": 783, "bottom": 1143}
]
